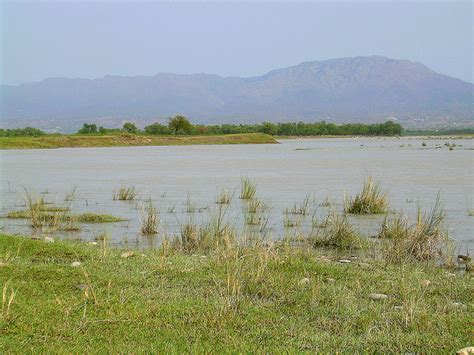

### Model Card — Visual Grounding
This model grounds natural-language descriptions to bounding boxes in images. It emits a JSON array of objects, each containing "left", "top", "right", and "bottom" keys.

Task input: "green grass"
[
  {"left": 0, "top": 133, "right": 277, "bottom": 149},
  {"left": 0, "top": 234, "right": 471, "bottom": 352},
  {"left": 5, "top": 210, "right": 125, "bottom": 223}
]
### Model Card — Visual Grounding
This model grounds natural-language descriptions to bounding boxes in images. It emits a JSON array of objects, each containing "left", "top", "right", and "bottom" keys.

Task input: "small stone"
[
  {"left": 420, "top": 279, "right": 431, "bottom": 287},
  {"left": 326, "top": 278, "right": 336, "bottom": 283},
  {"left": 338, "top": 259, "right": 351, "bottom": 264},
  {"left": 452, "top": 302, "right": 468, "bottom": 309},
  {"left": 457, "top": 347, "right": 474, "bottom": 355},
  {"left": 88, "top": 241, "right": 98, "bottom": 246},
  {"left": 369, "top": 293, "right": 388, "bottom": 300},
  {"left": 445, "top": 272, "right": 456, "bottom": 277},
  {"left": 71, "top": 261, "right": 82, "bottom": 267},
  {"left": 298, "top": 277, "right": 310, "bottom": 285},
  {"left": 121, "top": 251, "right": 135, "bottom": 259},
  {"left": 394, "top": 305, "right": 403, "bottom": 310},
  {"left": 44, "top": 237, "right": 54, "bottom": 243},
  {"left": 200, "top": 255, "right": 207, "bottom": 259}
]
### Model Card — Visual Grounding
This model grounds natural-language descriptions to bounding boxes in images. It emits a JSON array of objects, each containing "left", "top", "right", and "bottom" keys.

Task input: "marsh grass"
[
  {"left": 310, "top": 212, "right": 361, "bottom": 249},
  {"left": 382, "top": 195, "right": 447, "bottom": 262},
  {"left": 345, "top": 177, "right": 388, "bottom": 214},
  {"left": 113, "top": 185, "right": 137, "bottom": 201},
  {"left": 283, "top": 214, "right": 301, "bottom": 228},
  {"left": 319, "top": 195, "right": 333, "bottom": 207},
  {"left": 6, "top": 210, "right": 124, "bottom": 224},
  {"left": 239, "top": 177, "right": 256, "bottom": 200},
  {"left": 174, "top": 204, "right": 236, "bottom": 254},
  {"left": 140, "top": 201, "right": 159, "bottom": 235},
  {"left": 285, "top": 194, "right": 310, "bottom": 215},
  {"left": 64, "top": 186, "right": 77, "bottom": 202},
  {"left": 216, "top": 189, "right": 232, "bottom": 205},
  {"left": 246, "top": 199, "right": 267, "bottom": 214}
]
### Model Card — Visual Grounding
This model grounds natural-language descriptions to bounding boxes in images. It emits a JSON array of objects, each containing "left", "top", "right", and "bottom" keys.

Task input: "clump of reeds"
[
  {"left": 179, "top": 223, "right": 201, "bottom": 252},
  {"left": 285, "top": 194, "right": 310, "bottom": 215},
  {"left": 345, "top": 177, "right": 388, "bottom": 214},
  {"left": 24, "top": 190, "right": 46, "bottom": 229},
  {"left": 283, "top": 214, "right": 300, "bottom": 228},
  {"left": 140, "top": 201, "right": 159, "bottom": 235},
  {"left": 113, "top": 185, "right": 137, "bottom": 201},
  {"left": 216, "top": 189, "right": 232, "bottom": 205},
  {"left": 311, "top": 212, "right": 361, "bottom": 249},
  {"left": 184, "top": 193, "right": 196, "bottom": 213},
  {"left": 239, "top": 177, "right": 256, "bottom": 200},
  {"left": 246, "top": 199, "right": 267, "bottom": 214},
  {"left": 382, "top": 195, "right": 447, "bottom": 262},
  {"left": 64, "top": 185, "right": 77, "bottom": 202},
  {"left": 319, "top": 195, "right": 333, "bottom": 207}
]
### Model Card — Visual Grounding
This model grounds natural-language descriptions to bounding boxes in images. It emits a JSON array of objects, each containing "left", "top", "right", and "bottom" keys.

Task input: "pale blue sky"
[{"left": 1, "top": 1, "right": 472, "bottom": 85}]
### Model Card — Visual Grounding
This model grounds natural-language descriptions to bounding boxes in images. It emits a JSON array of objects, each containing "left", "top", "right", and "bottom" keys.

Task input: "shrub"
[{"left": 345, "top": 177, "right": 388, "bottom": 214}]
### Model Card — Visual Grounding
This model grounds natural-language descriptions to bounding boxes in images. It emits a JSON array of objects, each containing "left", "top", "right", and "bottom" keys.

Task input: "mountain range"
[{"left": 1, "top": 56, "right": 472, "bottom": 131}]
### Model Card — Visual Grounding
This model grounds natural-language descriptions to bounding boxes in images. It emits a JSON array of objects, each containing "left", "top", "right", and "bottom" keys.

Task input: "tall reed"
[{"left": 239, "top": 177, "right": 256, "bottom": 200}]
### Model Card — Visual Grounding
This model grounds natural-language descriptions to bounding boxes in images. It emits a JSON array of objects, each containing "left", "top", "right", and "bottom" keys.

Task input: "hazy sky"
[{"left": 1, "top": 1, "right": 472, "bottom": 85}]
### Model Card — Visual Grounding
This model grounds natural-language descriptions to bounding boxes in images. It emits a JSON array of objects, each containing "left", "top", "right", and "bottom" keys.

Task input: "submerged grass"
[
  {"left": 140, "top": 201, "right": 159, "bottom": 235},
  {"left": 382, "top": 195, "right": 447, "bottom": 262},
  {"left": 239, "top": 177, "right": 256, "bottom": 200},
  {"left": 310, "top": 212, "right": 362, "bottom": 250},
  {"left": 113, "top": 185, "right": 137, "bottom": 201},
  {"left": 345, "top": 177, "right": 388, "bottom": 214},
  {"left": 0, "top": 234, "right": 471, "bottom": 352},
  {"left": 6, "top": 210, "right": 124, "bottom": 224}
]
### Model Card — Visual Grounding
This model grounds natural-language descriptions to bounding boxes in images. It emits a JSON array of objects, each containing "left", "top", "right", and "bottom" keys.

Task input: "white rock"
[
  {"left": 457, "top": 347, "right": 474, "bottom": 355},
  {"left": 71, "top": 261, "right": 82, "bottom": 267},
  {"left": 88, "top": 242, "right": 98, "bottom": 246},
  {"left": 44, "top": 237, "right": 54, "bottom": 243},
  {"left": 452, "top": 302, "right": 468, "bottom": 310},
  {"left": 420, "top": 279, "right": 431, "bottom": 287},
  {"left": 121, "top": 251, "right": 135, "bottom": 259},
  {"left": 298, "top": 277, "right": 310, "bottom": 285},
  {"left": 369, "top": 293, "right": 388, "bottom": 300},
  {"left": 394, "top": 305, "right": 403, "bottom": 310},
  {"left": 338, "top": 259, "right": 351, "bottom": 264}
]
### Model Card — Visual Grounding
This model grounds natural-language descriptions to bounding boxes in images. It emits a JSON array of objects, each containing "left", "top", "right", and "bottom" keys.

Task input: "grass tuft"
[
  {"left": 140, "top": 201, "right": 159, "bottom": 235},
  {"left": 113, "top": 185, "right": 137, "bottom": 201},
  {"left": 345, "top": 177, "right": 388, "bottom": 214},
  {"left": 239, "top": 177, "right": 256, "bottom": 200}
]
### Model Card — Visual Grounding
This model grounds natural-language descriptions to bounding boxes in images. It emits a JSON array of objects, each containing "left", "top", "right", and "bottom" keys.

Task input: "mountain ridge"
[{"left": 1, "top": 56, "right": 472, "bottom": 131}]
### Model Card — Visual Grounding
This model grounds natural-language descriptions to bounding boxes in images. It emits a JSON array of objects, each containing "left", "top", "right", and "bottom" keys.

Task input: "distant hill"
[{"left": 1, "top": 56, "right": 472, "bottom": 131}]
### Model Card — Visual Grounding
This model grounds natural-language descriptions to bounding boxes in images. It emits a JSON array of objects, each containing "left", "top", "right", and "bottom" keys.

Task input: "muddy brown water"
[{"left": 1, "top": 137, "right": 473, "bottom": 252}]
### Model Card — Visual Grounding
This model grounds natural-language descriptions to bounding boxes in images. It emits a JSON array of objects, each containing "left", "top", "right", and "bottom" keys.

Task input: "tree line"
[
  {"left": 78, "top": 116, "right": 403, "bottom": 136},
  {"left": 0, "top": 116, "right": 403, "bottom": 137}
]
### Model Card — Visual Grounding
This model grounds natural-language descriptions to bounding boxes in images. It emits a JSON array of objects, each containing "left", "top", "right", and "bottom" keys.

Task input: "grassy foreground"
[
  {"left": 0, "top": 133, "right": 277, "bottom": 149},
  {"left": 0, "top": 235, "right": 471, "bottom": 352}
]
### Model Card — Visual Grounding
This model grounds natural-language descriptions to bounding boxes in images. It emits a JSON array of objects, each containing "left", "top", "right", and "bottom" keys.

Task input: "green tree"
[
  {"left": 168, "top": 115, "right": 193, "bottom": 135},
  {"left": 122, "top": 122, "right": 138, "bottom": 134},
  {"left": 144, "top": 123, "right": 171, "bottom": 135},
  {"left": 78, "top": 123, "right": 98, "bottom": 134}
]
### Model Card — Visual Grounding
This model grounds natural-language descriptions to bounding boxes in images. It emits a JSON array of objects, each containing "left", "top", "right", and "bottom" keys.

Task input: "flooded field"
[{"left": 1, "top": 137, "right": 473, "bottom": 252}]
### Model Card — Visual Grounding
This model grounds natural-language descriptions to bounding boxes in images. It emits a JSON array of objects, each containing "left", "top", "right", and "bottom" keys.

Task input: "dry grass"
[{"left": 345, "top": 177, "right": 388, "bottom": 214}]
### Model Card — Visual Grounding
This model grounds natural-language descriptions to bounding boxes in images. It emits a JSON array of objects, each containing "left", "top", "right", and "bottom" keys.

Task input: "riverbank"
[
  {"left": 0, "top": 234, "right": 471, "bottom": 352},
  {"left": 0, "top": 133, "right": 277, "bottom": 149}
]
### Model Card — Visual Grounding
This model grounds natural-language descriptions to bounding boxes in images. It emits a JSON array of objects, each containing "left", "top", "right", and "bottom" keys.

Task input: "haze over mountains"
[{"left": 1, "top": 56, "right": 472, "bottom": 131}]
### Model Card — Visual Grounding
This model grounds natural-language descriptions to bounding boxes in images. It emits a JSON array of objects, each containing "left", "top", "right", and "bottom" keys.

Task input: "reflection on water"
[{"left": 1, "top": 137, "right": 473, "bottom": 252}]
